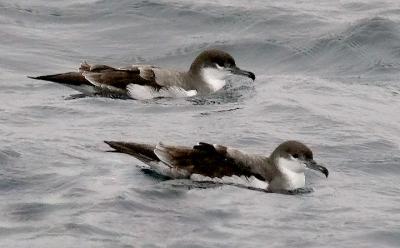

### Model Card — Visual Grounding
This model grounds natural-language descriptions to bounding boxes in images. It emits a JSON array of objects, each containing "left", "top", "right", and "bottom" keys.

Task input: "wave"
[
  {"left": 2, "top": 1, "right": 400, "bottom": 80},
  {"left": 202, "top": 17, "right": 400, "bottom": 77},
  {"left": 278, "top": 17, "right": 400, "bottom": 75}
]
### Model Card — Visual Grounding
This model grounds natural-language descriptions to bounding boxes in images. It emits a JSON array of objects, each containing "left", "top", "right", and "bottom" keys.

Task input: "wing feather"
[
  {"left": 153, "top": 142, "right": 265, "bottom": 180},
  {"left": 80, "top": 63, "right": 161, "bottom": 92},
  {"left": 105, "top": 141, "right": 266, "bottom": 180}
]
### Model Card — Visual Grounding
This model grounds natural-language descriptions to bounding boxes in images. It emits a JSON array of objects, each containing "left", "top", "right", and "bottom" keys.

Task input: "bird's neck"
[
  {"left": 187, "top": 67, "right": 228, "bottom": 93},
  {"left": 200, "top": 67, "right": 227, "bottom": 92},
  {"left": 267, "top": 157, "right": 306, "bottom": 192}
]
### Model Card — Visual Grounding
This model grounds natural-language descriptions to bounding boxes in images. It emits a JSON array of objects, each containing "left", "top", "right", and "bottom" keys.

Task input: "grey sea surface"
[{"left": 1, "top": 0, "right": 400, "bottom": 247}]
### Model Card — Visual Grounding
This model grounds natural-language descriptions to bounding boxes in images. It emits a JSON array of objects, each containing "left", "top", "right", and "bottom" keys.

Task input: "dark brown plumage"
[
  {"left": 29, "top": 63, "right": 158, "bottom": 93},
  {"left": 105, "top": 141, "right": 264, "bottom": 180},
  {"left": 270, "top": 140, "right": 313, "bottom": 161},
  {"left": 105, "top": 141, "right": 159, "bottom": 163},
  {"left": 189, "top": 49, "right": 236, "bottom": 73},
  {"left": 28, "top": 72, "right": 90, "bottom": 86}
]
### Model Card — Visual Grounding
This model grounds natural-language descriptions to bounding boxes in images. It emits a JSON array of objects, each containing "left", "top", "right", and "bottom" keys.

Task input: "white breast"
[
  {"left": 269, "top": 157, "right": 306, "bottom": 191},
  {"left": 201, "top": 67, "right": 229, "bottom": 92}
]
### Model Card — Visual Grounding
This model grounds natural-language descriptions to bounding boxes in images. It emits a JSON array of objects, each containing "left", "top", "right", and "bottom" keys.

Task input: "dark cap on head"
[
  {"left": 271, "top": 140, "right": 329, "bottom": 178},
  {"left": 271, "top": 140, "right": 313, "bottom": 160},
  {"left": 189, "top": 49, "right": 255, "bottom": 80},
  {"left": 190, "top": 49, "right": 236, "bottom": 72},
  {"left": 271, "top": 140, "right": 329, "bottom": 177}
]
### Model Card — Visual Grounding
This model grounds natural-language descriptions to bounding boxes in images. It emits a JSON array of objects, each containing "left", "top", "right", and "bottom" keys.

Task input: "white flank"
[
  {"left": 190, "top": 174, "right": 268, "bottom": 189},
  {"left": 127, "top": 84, "right": 197, "bottom": 100}
]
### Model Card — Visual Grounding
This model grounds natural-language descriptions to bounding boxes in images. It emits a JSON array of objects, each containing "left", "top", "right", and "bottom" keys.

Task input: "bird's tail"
[
  {"left": 104, "top": 141, "right": 159, "bottom": 164},
  {"left": 27, "top": 72, "right": 90, "bottom": 86}
]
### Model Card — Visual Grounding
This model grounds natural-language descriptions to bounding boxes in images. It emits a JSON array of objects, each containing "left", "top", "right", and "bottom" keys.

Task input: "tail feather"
[
  {"left": 104, "top": 141, "right": 159, "bottom": 164},
  {"left": 27, "top": 72, "right": 91, "bottom": 86}
]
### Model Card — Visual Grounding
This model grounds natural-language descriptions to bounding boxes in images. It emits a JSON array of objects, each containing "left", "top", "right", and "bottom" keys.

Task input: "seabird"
[
  {"left": 28, "top": 49, "right": 255, "bottom": 100},
  {"left": 104, "top": 140, "right": 329, "bottom": 193}
]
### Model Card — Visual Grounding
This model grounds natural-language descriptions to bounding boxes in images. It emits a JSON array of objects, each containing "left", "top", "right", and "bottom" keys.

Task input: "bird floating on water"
[
  {"left": 28, "top": 49, "right": 255, "bottom": 100},
  {"left": 105, "top": 140, "right": 328, "bottom": 193}
]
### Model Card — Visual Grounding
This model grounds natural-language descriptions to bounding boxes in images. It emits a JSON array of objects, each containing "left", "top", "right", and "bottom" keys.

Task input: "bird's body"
[
  {"left": 28, "top": 49, "right": 255, "bottom": 100},
  {"left": 105, "top": 140, "right": 328, "bottom": 193}
]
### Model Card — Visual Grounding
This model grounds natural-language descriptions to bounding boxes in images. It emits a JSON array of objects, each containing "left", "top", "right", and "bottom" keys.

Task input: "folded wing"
[
  {"left": 28, "top": 62, "right": 166, "bottom": 99},
  {"left": 105, "top": 141, "right": 265, "bottom": 180},
  {"left": 81, "top": 62, "right": 161, "bottom": 94}
]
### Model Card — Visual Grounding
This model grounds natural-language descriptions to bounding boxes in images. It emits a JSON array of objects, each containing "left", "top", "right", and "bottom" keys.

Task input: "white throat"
[
  {"left": 201, "top": 67, "right": 230, "bottom": 92},
  {"left": 269, "top": 157, "right": 306, "bottom": 191}
]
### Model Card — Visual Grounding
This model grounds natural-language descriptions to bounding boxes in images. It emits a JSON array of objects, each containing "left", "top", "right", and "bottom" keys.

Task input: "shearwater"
[
  {"left": 28, "top": 49, "right": 255, "bottom": 100},
  {"left": 105, "top": 140, "right": 328, "bottom": 193}
]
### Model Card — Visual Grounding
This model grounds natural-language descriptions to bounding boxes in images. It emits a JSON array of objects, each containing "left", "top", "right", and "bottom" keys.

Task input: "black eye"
[
  {"left": 292, "top": 154, "right": 299, "bottom": 158},
  {"left": 216, "top": 61, "right": 224, "bottom": 67}
]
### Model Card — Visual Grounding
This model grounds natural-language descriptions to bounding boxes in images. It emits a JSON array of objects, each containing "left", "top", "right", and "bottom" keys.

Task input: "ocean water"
[{"left": 1, "top": 0, "right": 400, "bottom": 247}]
